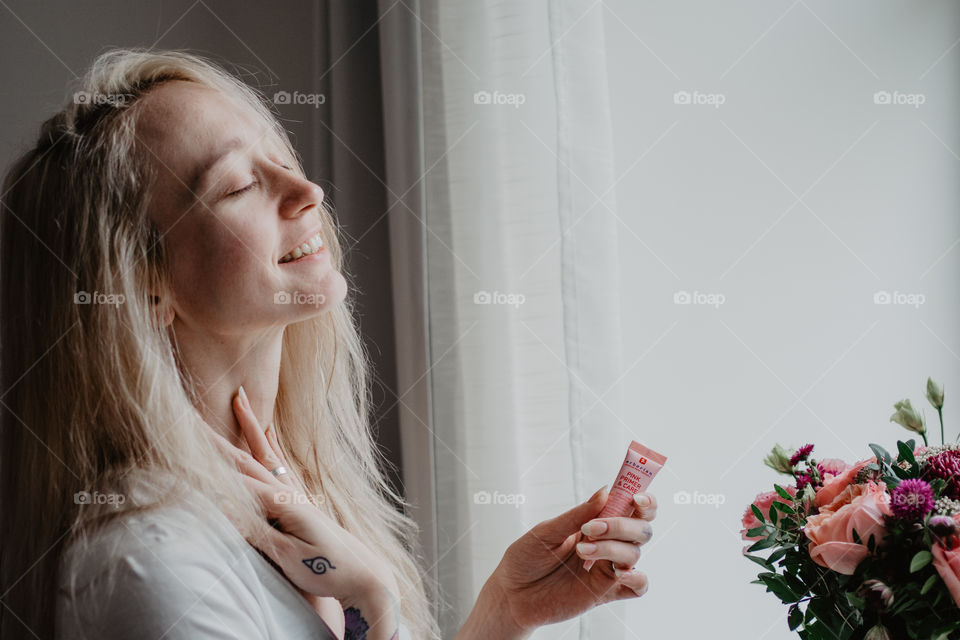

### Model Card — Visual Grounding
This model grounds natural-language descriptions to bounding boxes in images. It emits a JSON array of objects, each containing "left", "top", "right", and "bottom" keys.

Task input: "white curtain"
[{"left": 379, "top": 2, "right": 627, "bottom": 638}]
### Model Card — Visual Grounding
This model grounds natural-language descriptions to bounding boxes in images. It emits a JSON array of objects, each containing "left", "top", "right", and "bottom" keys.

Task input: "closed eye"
[{"left": 226, "top": 180, "right": 258, "bottom": 198}]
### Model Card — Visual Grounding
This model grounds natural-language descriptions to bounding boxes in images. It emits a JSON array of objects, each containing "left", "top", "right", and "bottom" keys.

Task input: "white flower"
[
  {"left": 927, "top": 377, "right": 944, "bottom": 410},
  {"left": 890, "top": 398, "right": 925, "bottom": 435}
]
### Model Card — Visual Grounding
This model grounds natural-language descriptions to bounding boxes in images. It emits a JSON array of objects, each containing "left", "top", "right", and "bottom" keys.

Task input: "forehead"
[{"left": 136, "top": 80, "right": 269, "bottom": 159}]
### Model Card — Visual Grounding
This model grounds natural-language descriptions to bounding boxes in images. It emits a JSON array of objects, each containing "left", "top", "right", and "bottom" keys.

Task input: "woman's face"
[{"left": 137, "top": 80, "right": 347, "bottom": 334}]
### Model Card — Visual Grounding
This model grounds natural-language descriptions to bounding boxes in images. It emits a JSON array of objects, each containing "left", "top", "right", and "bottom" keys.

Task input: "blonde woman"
[{"left": 0, "top": 48, "right": 657, "bottom": 640}]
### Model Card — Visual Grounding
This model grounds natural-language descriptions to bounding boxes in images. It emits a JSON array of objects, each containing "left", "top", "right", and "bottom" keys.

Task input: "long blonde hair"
[{"left": 0, "top": 47, "right": 439, "bottom": 640}]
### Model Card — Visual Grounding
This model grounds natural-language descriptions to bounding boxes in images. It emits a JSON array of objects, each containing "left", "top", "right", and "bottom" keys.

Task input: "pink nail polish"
[{"left": 238, "top": 385, "right": 249, "bottom": 409}]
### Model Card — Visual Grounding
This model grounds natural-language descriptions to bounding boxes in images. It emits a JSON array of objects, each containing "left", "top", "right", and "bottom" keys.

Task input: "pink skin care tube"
[{"left": 582, "top": 441, "right": 667, "bottom": 572}]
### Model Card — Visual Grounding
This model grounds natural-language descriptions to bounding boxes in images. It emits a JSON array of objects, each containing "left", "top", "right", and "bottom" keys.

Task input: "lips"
[{"left": 279, "top": 228, "right": 324, "bottom": 264}]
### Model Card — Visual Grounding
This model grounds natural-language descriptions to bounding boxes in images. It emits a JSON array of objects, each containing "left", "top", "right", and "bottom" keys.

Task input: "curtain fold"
[{"left": 379, "top": 2, "right": 626, "bottom": 637}]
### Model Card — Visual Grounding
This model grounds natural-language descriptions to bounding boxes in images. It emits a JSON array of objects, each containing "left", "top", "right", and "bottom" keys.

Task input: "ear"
[{"left": 150, "top": 293, "right": 175, "bottom": 328}]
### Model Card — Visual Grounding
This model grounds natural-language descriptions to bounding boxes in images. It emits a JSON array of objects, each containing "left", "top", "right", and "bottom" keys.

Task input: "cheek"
[{"left": 168, "top": 226, "right": 273, "bottom": 324}]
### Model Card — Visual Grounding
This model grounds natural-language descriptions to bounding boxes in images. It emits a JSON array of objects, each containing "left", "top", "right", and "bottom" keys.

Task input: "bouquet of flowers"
[{"left": 742, "top": 378, "right": 960, "bottom": 640}]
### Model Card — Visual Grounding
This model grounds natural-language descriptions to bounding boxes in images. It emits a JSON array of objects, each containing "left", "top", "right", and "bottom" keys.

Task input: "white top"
[{"left": 55, "top": 490, "right": 412, "bottom": 640}]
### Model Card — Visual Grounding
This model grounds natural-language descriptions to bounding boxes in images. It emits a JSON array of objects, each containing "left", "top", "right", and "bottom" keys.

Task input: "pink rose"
[
  {"left": 815, "top": 458, "right": 873, "bottom": 508},
  {"left": 804, "top": 482, "right": 892, "bottom": 575},
  {"left": 817, "top": 458, "right": 850, "bottom": 483},
  {"left": 933, "top": 543, "right": 960, "bottom": 608},
  {"left": 741, "top": 487, "right": 798, "bottom": 541}
]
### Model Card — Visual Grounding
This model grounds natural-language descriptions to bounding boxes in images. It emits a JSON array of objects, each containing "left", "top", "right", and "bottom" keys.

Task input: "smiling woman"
[{"left": 0, "top": 48, "right": 435, "bottom": 640}]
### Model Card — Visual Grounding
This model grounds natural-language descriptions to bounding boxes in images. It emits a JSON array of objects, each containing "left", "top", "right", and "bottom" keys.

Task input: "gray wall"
[
  {"left": 605, "top": 0, "right": 960, "bottom": 636},
  {"left": 0, "top": 0, "right": 404, "bottom": 494}
]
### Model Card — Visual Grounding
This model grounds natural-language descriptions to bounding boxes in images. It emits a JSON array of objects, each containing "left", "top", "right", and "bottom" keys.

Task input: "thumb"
[{"left": 533, "top": 485, "right": 609, "bottom": 544}]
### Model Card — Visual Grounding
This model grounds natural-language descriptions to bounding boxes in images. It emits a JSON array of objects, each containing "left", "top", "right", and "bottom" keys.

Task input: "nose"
[{"left": 279, "top": 172, "right": 325, "bottom": 219}]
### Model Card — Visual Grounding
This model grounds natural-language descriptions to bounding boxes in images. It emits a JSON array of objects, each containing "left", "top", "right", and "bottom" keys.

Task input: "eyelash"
[{"left": 225, "top": 164, "right": 294, "bottom": 199}]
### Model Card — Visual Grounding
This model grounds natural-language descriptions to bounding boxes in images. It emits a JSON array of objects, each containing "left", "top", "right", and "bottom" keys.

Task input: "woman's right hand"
[{"left": 206, "top": 420, "right": 401, "bottom": 640}]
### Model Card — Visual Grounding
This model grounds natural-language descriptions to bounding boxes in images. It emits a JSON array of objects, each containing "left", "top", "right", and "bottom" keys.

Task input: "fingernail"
[
  {"left": 238, "top": 385, "right": 249, "bottom": 409},
  {"left": 634, "top": 493, "right": 651, "bottom": 508},
  {"left": 581, "top": 520, "right": 607, "bottom": 536},
  {"left": 576, "top": 542, "right": 597, "bottom": 555}
]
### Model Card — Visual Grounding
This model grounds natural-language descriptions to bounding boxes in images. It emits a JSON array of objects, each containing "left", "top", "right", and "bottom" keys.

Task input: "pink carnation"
[{"left": 741, "top": 487, "right": 798, "bottom": 542}]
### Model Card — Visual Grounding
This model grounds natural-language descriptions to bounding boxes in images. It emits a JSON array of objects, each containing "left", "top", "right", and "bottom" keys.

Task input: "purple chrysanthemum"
[
  {"left": 890, "top": 479, "right": 935, "bottom": 521},
  {"left": 796, "top": 472, "right": 813, "bottom": 491},
  {"left": 789, "top": 444, "right": 814, "bottom": 467},
  {"left": 926, "top": 450, "right": 960, "bottom": 500}
]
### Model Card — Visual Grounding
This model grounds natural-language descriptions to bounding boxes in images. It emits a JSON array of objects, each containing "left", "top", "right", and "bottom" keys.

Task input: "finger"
[
  {"left": 632, "top": 492, "right": 657, "bottom": 521},
  {"left": 235, "top": 447, "right": 289, "bottom": 488},
  {"left": 532, "top": 485, "right": 608, "bottom": 545},
  {"left": 612, "top": 568, "right": 649, "bottom": 598},
  {"left": 575, "top": 539, "right": 643, "bottom": 569},
  {"left": 580, "top": 516, "right": 653, "bottom": 545},
  {"left": 233, "top": 386, "right": 275, "bottom": 462}
]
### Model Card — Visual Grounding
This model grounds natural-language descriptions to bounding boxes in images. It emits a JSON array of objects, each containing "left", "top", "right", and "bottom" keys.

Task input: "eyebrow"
[{"left": 187, "top": 136, "right": 246, "bottom": 196}]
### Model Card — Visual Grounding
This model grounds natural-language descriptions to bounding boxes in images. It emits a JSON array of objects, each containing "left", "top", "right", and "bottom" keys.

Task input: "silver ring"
[{"left": 270, "top": 465, "right": 289, "bottom": 477}]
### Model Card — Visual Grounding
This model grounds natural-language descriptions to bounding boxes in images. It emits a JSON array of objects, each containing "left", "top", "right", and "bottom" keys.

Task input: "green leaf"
[
  {"left": 869, "top": 443, "right": 892, "bottom": 464},
  {"left": 922, "top": 573, "right": 939, "bottom": 595},
  {"left": 910, "top": 550, "right": 933, "bottom": 573},
  {"left": 751, "top": 504, "right": 765, "bottom": 522},
  {"left": 773, "top": 501, "right": 796, "bottom": 515},
  {"left": 775, "top": 484, "right": 794, "bottom": 501},
  {"left": 748, "top": 537, "right": 779, "bottom": 552},
  {"left": 788, "top": 603, "right": 803, "bottom": 630},
  {"left": 769, "top": 503, "right": 779, "bottom": 526},
  {"left": 897, "top": 440, "right": 917, "bottom": 466},
  {"left": 744, "top": 554, "right": 774, "bottom": 571},
  {"left": 745, "top": 526, "right": 768, "bottom": 538}
]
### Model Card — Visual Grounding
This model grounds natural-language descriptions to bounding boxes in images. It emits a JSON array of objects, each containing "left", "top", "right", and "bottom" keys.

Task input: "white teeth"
[{"left": 279, "top": 232, "right": 324, "bottom": 263}]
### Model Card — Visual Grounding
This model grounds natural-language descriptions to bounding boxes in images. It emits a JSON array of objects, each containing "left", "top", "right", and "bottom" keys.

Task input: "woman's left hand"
[
  {"left": 484, "top": 485, "right": 656, "bottom": 634},
  {"left": 222, "top": 387, "right": 347, "bottom": 639}
]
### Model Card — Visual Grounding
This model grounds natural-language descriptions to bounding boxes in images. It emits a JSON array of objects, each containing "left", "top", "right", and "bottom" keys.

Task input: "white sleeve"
[{"left": 58, "top": 540, "right": 270, "bottom": 639}]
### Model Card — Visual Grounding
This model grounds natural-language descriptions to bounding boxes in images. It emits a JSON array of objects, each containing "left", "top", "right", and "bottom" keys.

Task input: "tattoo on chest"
[{"left": 302, "top": 555, "right": 336, "bottom": 574}]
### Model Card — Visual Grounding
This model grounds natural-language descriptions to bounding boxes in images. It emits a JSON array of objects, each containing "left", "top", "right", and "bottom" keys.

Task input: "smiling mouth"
[{"left": 278, "top": 232, "right": 324, "bottom": 264}]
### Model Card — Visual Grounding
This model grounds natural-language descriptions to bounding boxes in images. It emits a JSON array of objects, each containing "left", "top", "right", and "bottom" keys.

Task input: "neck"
[{"left": 171, "top": 318, "right": 285, "bottom": 451}]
